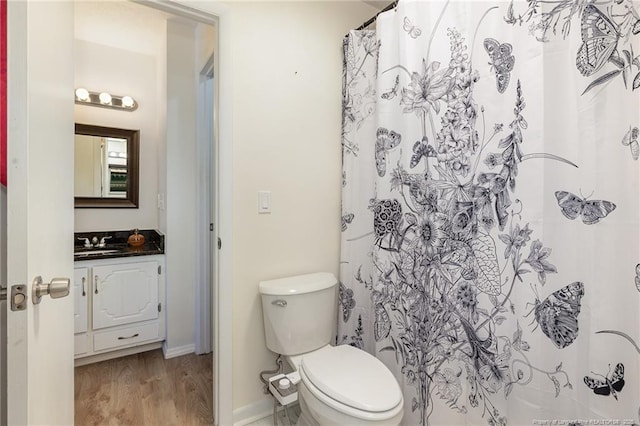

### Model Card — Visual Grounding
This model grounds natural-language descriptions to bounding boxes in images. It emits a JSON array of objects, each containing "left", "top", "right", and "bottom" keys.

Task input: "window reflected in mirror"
[
  {"left": 74, "top": 124, "right": 139, "bottom": 208},
  {"left": 74, "top": 134, "right": 128, "bottom": 198}
]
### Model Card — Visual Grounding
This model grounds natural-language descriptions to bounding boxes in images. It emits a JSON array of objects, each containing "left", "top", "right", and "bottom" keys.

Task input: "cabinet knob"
[{"left": 94, "top": 275, "right": 99, "bottom": 294}]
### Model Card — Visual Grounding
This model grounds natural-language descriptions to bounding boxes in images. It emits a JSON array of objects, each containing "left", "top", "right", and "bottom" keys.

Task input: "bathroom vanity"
[{"left": 73, "top": 229, "right": 165, "bottom": 365}]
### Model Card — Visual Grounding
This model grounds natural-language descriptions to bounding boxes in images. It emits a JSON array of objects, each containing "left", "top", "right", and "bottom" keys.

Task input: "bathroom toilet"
[{"left": 259, "top": 272, "right": 404, "bottom": 426}]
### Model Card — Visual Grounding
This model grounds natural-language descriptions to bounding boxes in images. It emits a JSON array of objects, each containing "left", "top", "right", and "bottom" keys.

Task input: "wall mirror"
[{"left": 74, "top": 123, "right": 139, "bottom": 208}]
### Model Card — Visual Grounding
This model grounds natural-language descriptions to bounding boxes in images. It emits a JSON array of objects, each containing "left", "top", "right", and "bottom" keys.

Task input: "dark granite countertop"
[{"left": 74, "top": 229, "right": 164, "bottom": 261}]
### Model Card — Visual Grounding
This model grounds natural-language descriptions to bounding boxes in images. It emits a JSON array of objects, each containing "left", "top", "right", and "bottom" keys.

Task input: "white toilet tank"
[{"left": 259, "top": 272, "right": 338, "bottom": 356}]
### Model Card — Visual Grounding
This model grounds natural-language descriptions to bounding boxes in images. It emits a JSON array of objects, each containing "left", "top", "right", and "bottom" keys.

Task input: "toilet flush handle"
[{"left": 272, "top": 300, "right": 287, "bottom": 307}]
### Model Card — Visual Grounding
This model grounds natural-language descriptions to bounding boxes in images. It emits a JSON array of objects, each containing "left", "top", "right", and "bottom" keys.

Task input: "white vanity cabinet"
[
  {"left": 74, "top": 268, "right": 89, "bottom": 357},
  {"left": 74, "top": 268, "right": 88, "bottom": 333},
  {"left": 93, "top": 261, "right": 159, "bottom": 329},
  {"left": 74, "top": 255, "right": 165, "bottom": 363}
]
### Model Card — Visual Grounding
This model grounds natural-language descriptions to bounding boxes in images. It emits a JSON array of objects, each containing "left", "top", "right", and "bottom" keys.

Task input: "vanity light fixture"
[
  {"left": 74, "top": 88, "right": 138, "bottom": 112},
  {"left": 121, "top": 96, "right": 135, "bottom": 108},
  {"left": 75, "top": 87, "right": 90, "bottom": 102},
  {"left": 98, "top": 92, "right": 112, "bottom": 105}
]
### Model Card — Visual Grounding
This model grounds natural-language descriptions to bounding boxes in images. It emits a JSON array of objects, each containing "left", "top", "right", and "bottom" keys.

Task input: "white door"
[{"left": 6, "top": 1, "right": 75, "bottom": 424}]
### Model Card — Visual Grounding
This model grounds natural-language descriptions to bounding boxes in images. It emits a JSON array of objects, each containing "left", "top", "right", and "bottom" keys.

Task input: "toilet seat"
[{"left": 300, "top": 345, "right": 403, "bottom": 421}]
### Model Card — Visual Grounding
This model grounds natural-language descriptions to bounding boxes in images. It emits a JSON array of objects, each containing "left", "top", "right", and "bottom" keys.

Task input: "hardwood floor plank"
[{"left": 75, "top": 349, "right": 213, "bottom": 426}]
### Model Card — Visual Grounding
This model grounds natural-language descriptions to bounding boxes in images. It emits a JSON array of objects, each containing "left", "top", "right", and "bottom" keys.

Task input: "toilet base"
[{"left": 295, "top": 394, "right": 318, "bottom": 426}]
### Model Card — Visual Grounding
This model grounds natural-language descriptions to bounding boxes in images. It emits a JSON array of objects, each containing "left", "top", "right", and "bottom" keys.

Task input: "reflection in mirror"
[
  {"left": 74, "top": 124, "right": 139, "bottom": 208},
  {"left": 74, "top": 134, "right": 127, "bottom": 198}
]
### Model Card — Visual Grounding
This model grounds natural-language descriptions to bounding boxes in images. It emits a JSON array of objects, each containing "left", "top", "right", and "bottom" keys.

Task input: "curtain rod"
[{"left": 346, "top": 1, "right": 398, "bottom": 36}]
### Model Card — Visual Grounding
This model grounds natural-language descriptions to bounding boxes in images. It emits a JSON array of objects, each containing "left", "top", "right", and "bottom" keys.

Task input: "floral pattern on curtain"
[{"left": 339, "top": 0, "right": 640, "bottom": 424}]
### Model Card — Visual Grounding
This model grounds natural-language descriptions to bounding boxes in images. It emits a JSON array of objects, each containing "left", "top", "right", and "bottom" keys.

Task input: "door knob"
[{"left": 32, "top": 276, "right": 70, "bottom": 304}]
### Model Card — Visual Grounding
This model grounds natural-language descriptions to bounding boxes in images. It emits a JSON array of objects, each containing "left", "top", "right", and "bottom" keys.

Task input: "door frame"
[{"left": 136, "top": 2, "right": 234, "bottom": 425}]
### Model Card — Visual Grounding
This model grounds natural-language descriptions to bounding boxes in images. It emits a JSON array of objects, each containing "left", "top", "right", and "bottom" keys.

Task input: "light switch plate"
[{"left": 258, "top": 190, "right": 271, "bottom": 214}]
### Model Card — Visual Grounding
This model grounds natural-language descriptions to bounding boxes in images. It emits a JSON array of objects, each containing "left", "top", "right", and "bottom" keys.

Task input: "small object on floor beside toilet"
[
  {"left": 286, "top": 371, "right": 301, "bottom": 385},
  {"left": 268, "top": 373, "right": 298, "bottom": 406},
  {"left": 279, "top": 378, "right": 291, "bottom": 390}
]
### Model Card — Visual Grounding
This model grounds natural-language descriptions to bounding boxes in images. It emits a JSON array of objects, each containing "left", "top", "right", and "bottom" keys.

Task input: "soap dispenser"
[{"left": 127, "top": 229, "right": 145, "bottom": 247}]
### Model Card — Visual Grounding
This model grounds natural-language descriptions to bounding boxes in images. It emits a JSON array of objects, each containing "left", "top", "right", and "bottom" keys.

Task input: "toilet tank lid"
[{"left": 259, "top": 272, "right": 337, "bottom": 295}]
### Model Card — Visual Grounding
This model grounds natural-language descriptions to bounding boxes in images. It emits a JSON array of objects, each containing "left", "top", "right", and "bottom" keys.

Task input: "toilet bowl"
[
  {"left": 259, "top": 272, "right": 404, "bottom": 426},
  {"left": 288, "top": 345, "right": 403, "bottom": 426}
]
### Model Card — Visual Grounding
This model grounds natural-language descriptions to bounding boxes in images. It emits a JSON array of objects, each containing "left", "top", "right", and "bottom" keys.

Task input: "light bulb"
[
  {"left": 122, "top": 96, "right": 135, "bottom": 108},
  {"left": 75, "top": 88, "right": 90, "bottom": 101},
  {"left": 99, "top": 92, "right": 112, "bottom": 104}
]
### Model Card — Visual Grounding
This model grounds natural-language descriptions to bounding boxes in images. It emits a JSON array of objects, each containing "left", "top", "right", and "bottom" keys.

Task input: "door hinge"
[
  {"left": 158, "top": 265, "right": 162, "bottom": 275},
  {"left": 158, "top": 302, "right": 162, "bottom": 312},
  {"left": 210, "top": 223, "right": 214, "bottom": 232}
]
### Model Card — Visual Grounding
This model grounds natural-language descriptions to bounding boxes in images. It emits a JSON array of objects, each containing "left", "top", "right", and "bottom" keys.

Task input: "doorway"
[{"left": 73, "top": 1, "right": 218, "bottom": 423}]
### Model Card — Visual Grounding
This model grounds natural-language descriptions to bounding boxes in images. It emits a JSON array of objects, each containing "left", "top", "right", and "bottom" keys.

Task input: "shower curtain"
[{"left": 339, "top": 0, "right": 640, "bottom": 424}]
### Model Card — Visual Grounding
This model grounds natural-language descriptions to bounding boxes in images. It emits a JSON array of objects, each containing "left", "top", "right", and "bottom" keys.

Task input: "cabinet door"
[
  {"left": 74, "top": 268, "right": 89, "bottom": 333},
  {"left": 92, "top": 261, "right": 159, "bottom": 330}
]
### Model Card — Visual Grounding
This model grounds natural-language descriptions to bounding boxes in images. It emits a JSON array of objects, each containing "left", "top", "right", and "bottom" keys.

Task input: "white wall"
[
  {"left": 73, "top": 40, "right": 161, "bottom": 231},
  {"left": 164, "top": 19, "right": 198, "bottom": 353},
  {"left": 195, "top": 23, "right": 216, "bottom": 74},
  {"left": 73, "top": 1, "right": 167, "bottom": 232},
  {"left": 224, "top": 1, "right": 379, "bottom": 414}
]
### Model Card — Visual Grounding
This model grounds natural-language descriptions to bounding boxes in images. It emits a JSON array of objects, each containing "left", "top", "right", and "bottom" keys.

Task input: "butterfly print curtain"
[{"left": 339, "top": 0, "right": 640, "bottom": 424}]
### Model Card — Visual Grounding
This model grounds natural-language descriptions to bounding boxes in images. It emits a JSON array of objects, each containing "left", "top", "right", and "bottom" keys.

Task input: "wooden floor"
[{"left": 75, "top": 349, "right": 213, "bottom": 426}]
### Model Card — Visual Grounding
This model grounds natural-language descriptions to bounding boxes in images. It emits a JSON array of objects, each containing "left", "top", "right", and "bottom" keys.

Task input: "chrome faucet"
[
  {"left": 77, "top": 237, "right": 92, "bottom": 248},
  {"left": 97, "top": 236, "right": 112, "bottom": 248},
  {"left": 77, "top": 235, "right": 112, "bottom": 248}
]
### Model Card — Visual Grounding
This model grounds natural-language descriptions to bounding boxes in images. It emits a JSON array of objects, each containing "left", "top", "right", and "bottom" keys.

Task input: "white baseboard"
[
  {"left": 233, "top": 397, "right": 277, "bottom": 426},
  {"left": 162, "top": 342, "right": 195, "bottom": 359},
  {"left": 75, "top": 342, "right": 163, "bottom": 367}
]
